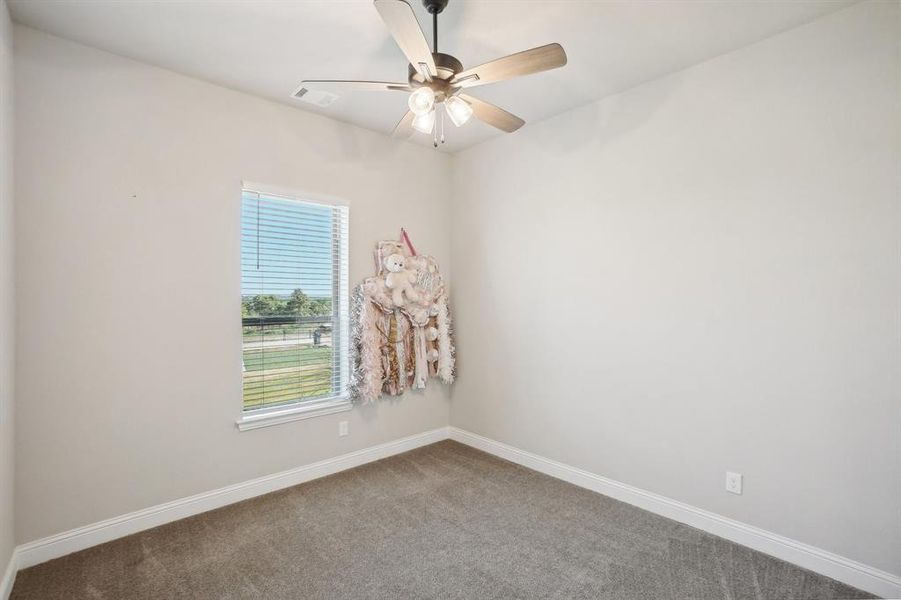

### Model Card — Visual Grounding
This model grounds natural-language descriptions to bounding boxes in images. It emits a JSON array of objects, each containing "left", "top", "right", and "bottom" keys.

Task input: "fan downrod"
[{"left": 423, "top": 0, "right": 448, "bottom": 53}]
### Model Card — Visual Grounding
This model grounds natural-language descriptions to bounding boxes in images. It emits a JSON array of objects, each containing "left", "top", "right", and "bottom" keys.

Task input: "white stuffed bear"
[{"left": 383, "top": 253, "right": 420, "bottom": 306}]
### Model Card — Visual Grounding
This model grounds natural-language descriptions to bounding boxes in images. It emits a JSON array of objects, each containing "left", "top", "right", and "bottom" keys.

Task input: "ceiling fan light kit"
[
  {"left": 296, "top": 0, "right": 567, "bottom": 148},
  {"left": 444, "top": 95, "right": 473, "bottom": 127},
  {"left": 412, "top": 109, "right": 436, "bottom": 134},
  {"left": 408, "top": 86, "right": 436, "bottom": 115}
]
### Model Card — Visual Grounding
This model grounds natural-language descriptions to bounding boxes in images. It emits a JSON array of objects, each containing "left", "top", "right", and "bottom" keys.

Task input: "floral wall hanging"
[{"left": 352, "top": 230, "right": 454, "bottom": 402}]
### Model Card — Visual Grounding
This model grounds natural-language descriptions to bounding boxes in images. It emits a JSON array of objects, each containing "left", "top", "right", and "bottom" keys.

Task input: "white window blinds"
[{"left": 241, "top": 188, "right": 349, "bottom": 412}]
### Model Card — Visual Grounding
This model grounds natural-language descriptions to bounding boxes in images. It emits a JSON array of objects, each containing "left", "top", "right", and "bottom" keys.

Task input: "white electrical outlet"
[
  {"left": 726, "top": 471, "right": 743, "bottom": 495},
  {"left": 338, "top": 421, "right": 349, "bottom": 437}
]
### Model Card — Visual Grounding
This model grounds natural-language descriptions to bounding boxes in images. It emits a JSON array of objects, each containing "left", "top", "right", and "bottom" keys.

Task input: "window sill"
[{"left": 236, "top": 397, "right": 352, "bottom": 431}]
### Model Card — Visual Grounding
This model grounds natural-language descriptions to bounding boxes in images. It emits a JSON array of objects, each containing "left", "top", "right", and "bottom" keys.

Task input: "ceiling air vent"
[{"left": 291, "top": 86, "right": 339, "bottom": 107}]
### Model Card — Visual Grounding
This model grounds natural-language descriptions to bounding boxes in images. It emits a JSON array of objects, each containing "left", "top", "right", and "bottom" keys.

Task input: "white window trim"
[
  {"left": 236, "top": 396, "right": 352, "bottom": 431},
  {"left": 237, "top": 182, "right": 351, "bottom": 431},
  {"left": 242, "top": 180, "right": 351, "bottom": 209}
]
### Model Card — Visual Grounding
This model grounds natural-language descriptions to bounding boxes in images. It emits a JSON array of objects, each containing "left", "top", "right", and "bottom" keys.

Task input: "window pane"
[{"left": 241, "top": 190, "right": 348, "bottom": 411}]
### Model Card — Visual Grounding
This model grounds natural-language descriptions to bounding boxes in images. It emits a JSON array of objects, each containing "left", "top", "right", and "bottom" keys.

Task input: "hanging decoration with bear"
[{"left": 351, "top": 229, "right": 454, "bottom": 402}]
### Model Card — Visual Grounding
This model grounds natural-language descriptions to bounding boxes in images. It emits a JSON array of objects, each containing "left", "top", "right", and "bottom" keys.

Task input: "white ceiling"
[{"left": 9, "top": 0, "right": 855, "bottom": 153}]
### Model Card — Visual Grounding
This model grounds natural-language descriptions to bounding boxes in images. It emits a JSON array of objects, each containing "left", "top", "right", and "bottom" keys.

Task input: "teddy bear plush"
[{"left": 383, "top": 253, "right": 420, "bottom": 307}]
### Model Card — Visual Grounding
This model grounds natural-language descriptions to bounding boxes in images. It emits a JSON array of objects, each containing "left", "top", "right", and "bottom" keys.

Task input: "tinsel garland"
[
  {"left": 350, "top": 285, "right": 384, "bottom": 403},
  {"left": 435, "top": 296, "right": 455, "bottom": 384}
]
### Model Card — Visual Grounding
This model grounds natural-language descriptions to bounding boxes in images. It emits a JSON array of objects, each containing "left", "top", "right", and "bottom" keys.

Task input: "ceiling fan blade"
[
  {"left": 391, "top": 110, "right": 416, "bottom": 138},
  {"left": 295, "top": 80, "right": 411, "bottom": 95},
  {"left": 451, "top": 43, "right": 567, "bottom": 88},
  {"left": 458, "top": 94, "right": 525, "bottom": 133},
  {"left": 374, "top": 0, "right": 437, "bottom": 80}
]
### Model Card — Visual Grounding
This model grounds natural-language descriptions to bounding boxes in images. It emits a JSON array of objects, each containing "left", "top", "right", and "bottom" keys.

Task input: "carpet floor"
[{"left": 11, "top": 440, "right": 875, "bottom": 600}]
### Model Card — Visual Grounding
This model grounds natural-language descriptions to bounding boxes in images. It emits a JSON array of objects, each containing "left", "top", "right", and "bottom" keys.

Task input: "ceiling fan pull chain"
[{"left": 440, "top": 106, "right": 446, "bottom": 144}]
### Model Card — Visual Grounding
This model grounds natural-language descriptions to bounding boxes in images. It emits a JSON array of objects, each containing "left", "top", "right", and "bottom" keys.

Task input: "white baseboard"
[
  {"left": 448, "top": 426, "right": 901, "bottom": 599},
  {"left": 15, "top": 426, "right": 449, "bottom": 570},
  {"left": 0, "top": 549, "right": 16, "bottom": 600}
]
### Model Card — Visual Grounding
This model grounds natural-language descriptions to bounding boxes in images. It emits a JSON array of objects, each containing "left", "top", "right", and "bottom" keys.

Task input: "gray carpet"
[{"left": 11, "top": 440, "right": 875, "bottom": 599}]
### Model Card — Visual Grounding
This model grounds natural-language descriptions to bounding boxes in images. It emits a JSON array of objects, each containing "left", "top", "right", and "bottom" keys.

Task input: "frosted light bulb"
[
  {"left": 412, "top": 109, "right": 435, "bottom": 134},
  {"left": 444, "top": 95, "right": 473, "bottom": 127},
  {"left": 408, "top": 87, "right": 435, "bottom": 116}
]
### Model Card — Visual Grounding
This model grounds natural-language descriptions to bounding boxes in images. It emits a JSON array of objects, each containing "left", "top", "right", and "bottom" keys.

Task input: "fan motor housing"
[{"left": 408, "top": 52, "right": 463, "bottom": 99}]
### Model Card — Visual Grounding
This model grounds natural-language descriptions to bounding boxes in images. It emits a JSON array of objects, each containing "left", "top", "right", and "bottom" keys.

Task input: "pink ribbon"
[{"left": 401, "top": 228, "right": 417, "bottom": 256}]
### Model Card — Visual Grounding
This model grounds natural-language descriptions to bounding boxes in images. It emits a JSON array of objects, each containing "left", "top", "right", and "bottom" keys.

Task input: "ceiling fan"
[{"left": 294, "top": 0, "right": 567, "bottom": 147}]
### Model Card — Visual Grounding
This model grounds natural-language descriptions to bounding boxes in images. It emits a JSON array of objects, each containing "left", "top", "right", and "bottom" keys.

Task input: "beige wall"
[
  {"left": 13, "top": 25, "right": 452, "bottom": 543},
  {"left": 450, "top": 0, "right": 900, "bottom": 575},
  {"left": 0, "top": 0, "right": 15, "bottom": 577}
]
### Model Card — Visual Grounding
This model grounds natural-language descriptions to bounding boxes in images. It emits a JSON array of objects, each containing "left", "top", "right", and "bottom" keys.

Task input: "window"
[{"left": 238, "top": 186, "right": 349, "bottom": 429}]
